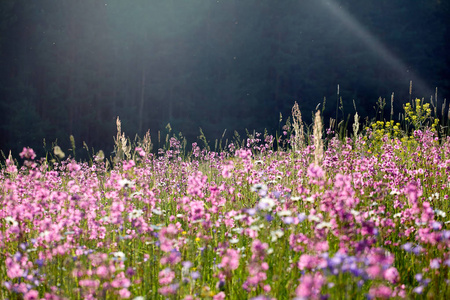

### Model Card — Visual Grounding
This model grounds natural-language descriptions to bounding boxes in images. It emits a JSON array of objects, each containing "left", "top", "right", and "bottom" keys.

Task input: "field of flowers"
[{"left": 1, "top": 101, "right": 449, "bottom": 299}]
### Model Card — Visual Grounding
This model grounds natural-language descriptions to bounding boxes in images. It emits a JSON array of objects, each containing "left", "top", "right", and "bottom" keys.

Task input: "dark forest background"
[{"left": 0, "top": 0, "right": 449, "bottom": 158}]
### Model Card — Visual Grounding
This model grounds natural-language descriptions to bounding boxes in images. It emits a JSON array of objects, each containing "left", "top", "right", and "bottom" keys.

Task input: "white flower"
[
  {"left": 233, "top": 214, "right": 246, "bottom": 221},
  {"left": 389, "top": 189, "right": 400, "bottom": 195},
  {"left": 231, "top": 228, "right": 243, "bottom": 234},
  {"left": 133, "top": 296, "right": 145, "bottom": 300},
  {"left": 428, "top": 193, "right": 440, "bottom": 201},
  {"left": 304, "top": 196, "right": 314, "bottom": 203},
  {"left": 152, "top": 208, "right": 162, "bottom": 215},
  {"left": 393, "top": 213, "right": 402, "bottom": 218},
  {"left": 277, "top": 210, "right": 292, "bottom": 217},
  {"left": 250, "top": 225, "right": 260, "bottom": 231},
  {"left": 119, "top": 179, "right": 135, "bottom": 189},
  {"left": 291, "top": 196, "right": 301, "bottom": 201},
  {"left": 257, "top": 197, "right": 276, "bottom": 211},
  {"left": 316, "top": 222, "right": 332, "bottom": 229},
  {"left": 270, "top": 229, "right": 284, "bottom": 242},
  {"left": 308, "top": 215, "right": 321, "bottom": 222},
  {"left": 39, "top": 230, "right": 50, "bottom": 238},
  {"left": 434, "top": 209, "right": 446, "bottom": 218},
  {"left": 230, "top": 238, "right": 239, "bottom": 244},
  {"left": 350, "top": 209, "right": 360, "bottom": 216},
  {"left": 250, "top": 183, "right": 267, "bottom": 193},
  {"left": 112, "top": 251, "right": 126, "bottom": 261},
  {"left": 130, "top": 191, "right": 143, "bottom": 198},
  {"left": 4, "top": 216, "right": 18, "bottom": 226},
  {"left": 129, "top": 209, "right": 143, "bottom": 219}
]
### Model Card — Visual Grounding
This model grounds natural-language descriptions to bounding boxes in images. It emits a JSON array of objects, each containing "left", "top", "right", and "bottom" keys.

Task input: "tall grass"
[{"left": 0, "top": 98, "right": 449, "bottom": 300}]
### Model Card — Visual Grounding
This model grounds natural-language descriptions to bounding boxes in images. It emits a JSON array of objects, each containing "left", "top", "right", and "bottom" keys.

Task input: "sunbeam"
[{"left": 319, "top": 0, "right": 432, "bottom": 96}]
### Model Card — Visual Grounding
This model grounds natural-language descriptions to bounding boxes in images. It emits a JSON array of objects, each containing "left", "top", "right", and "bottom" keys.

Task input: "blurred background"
[{"left": 0, "top": 0, "right": 448, "bottom": 157}]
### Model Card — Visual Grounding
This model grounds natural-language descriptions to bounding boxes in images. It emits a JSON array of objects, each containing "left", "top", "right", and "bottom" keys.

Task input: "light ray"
[{"left": 319, "top": 0, "right": 432, "bottom": 96}]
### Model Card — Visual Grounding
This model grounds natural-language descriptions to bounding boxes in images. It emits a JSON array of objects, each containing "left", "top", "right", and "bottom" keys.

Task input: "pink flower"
[
  {"left": 96, "top": 265, "right": 109, "bottom": 278},
  {"left": 79, "top": 279, "right": 100, "bottom": 288},
  {"left": 118, "top": 288, "right": 131, "bottom": 299},
  {"left": 24, "top": 290, "right": 39, "bottom": 300},
  {"left": 295, "top": 272, "right": 325, "bottom": 299},
  {"left": 123, "top": 160, "right": 135, "bottom": 171},
  {"left": 235, "top": 149, "right": 252, "bottom": 159},
  {"left": 5, "top": 257, "right": 23, "bottom": 279},
  {"left": 369, "top": 285, "right": 392, "bottom": 299},
  {"left": 187, "top": 171, "right": 207, "bottom": 198},
  {"left": 213, "top": 292, "right": 226, "bottom": 300},
  {"left": 135, "top": 147, "right": 146, "bottom": 157},
  {"left": 159, "top": 224, "right": 179, "bottom": 252},
  {"left": 366, "top": 265, "right": 382, "bottom": 279},
  {"left": 19, "top": 147, "right": 36, "bottom": 160},
  {"left": 189, "top": 200, "right": 205, "bottom": 221},
  {"left": 160, "top": 251, "right": 182, "bottom": 265},
  {"left": 251, "top": 239, "right": 268, "bottom": 260},
  {"left": 298, "top": 254, "right": 318, "bottom": 270},
  {"left": 383, "top": 267, "right": 399, "bottom": 284},
  {"left": 220, "top": 249, "right": 240, "bottom": 271},
  {"left": 158, "top": 284, "right": 179, "bottom": 296},
  {"left": 111, "top": 277, "right": 131, "bottom": 288},
  {"left": 307, "top": 163, "right": 325, "bottom": 179},
  {"left": 159, "top": 268, "right": 175, "bottom": 285},
  {"left": 221, "top": 161, "right": 234, "bottom": 178},
  {"left": 405, "top": 181, "right": 422, "bottom": 205}
]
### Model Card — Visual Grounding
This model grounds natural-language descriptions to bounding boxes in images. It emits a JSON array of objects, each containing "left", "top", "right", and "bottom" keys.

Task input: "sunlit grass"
[{"left": 0, "top": 100, "right": 449, "bottom": 299}]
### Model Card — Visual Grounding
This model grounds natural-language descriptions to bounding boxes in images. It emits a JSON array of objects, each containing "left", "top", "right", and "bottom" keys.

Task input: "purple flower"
[
  {"left": 283, "top": 216, "right": 294, "bottom": 224},
  {"left": 430, "top": 259, "right": 440, "bottom": 269},
  {"left": 412, "top": 245, "right": 423, "bottom": 255},
  {"left": 328, "top": 256, "right": 342, "bottom": 269},
  {"left": 401, "top": 242, "right": 418, "bottom": 253},
  {"left": 182, "top": 261, "right": 193, "bottom": 269},
  {"left": 431, "top": 221, "right": 442, "bottom": 230},
  {"left": 413, "top": 286, "right": 424, "bottom": 294},
  {"left": 265, "top": 214, "right": 274, "bottom": 222},
  {"left": 190, "top": 271, "right": 200, "bottom": 280},
  {"left": 298, "top": 213, "right": 307, "bottom": 222},
  {"left": 246, "top": 208, "right": 257, "bottom": 216}
]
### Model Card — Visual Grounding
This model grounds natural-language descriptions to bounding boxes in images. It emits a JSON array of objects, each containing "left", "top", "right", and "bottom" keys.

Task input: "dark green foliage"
[{"left": 0, "top": 0, "right": 448, "bottom": 158}]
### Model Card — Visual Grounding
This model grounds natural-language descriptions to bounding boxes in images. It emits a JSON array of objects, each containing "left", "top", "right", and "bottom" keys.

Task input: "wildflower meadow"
[{"left": 1, "top": 100, "right": 449, "bottom": 299}]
